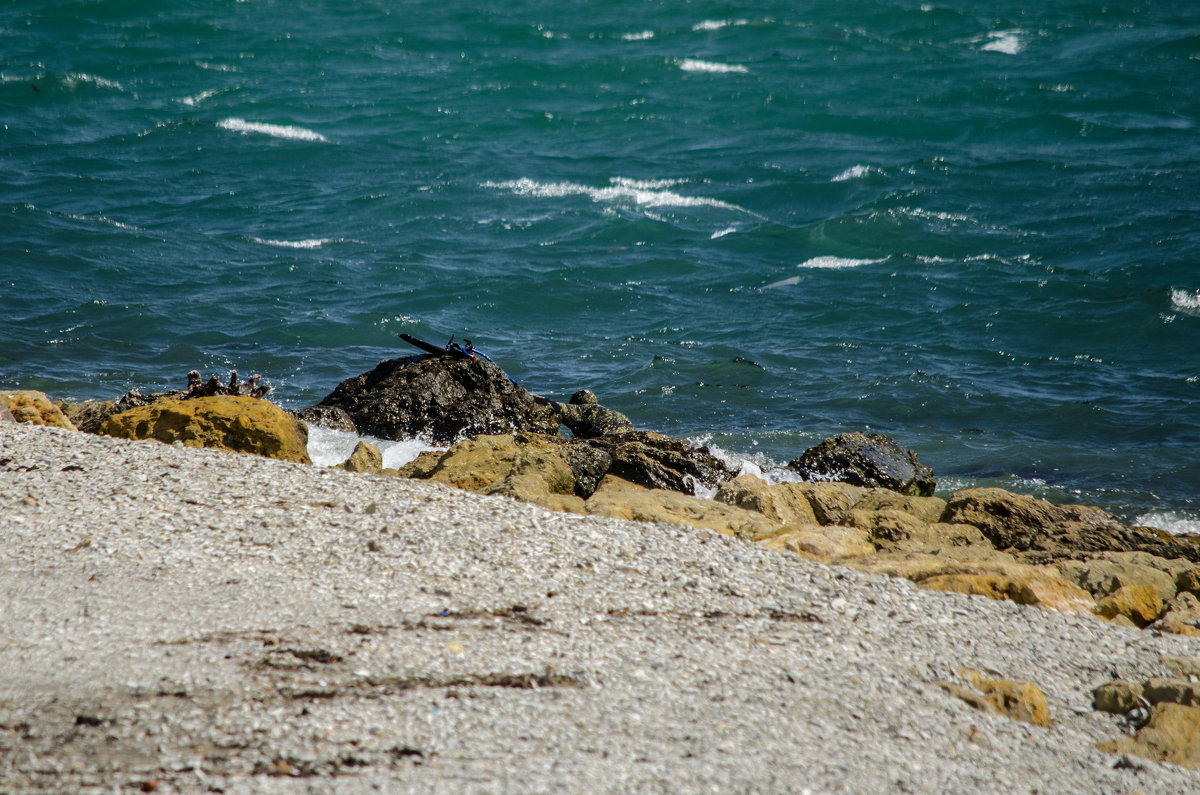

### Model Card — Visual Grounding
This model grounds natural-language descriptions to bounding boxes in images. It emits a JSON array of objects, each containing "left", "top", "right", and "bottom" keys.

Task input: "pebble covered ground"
[{"left": 2, "top": 423, "right": 1199, "bottom": 793}]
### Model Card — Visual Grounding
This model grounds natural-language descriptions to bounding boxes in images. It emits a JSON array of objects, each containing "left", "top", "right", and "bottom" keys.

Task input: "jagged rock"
[
  {"left": 1095, "top": 584, "right": 1163, "bottom": 627},
  {"left": 316, "top": 355, "right": 560, "bottom": 444},
  {"left": 582, "top": 431, "right": 734, "bottom": 496},
  {"left": 584, "top": 476, "right": 780, "bottom": 540},
  {"left": 55, "top": 400, "right": 117, "bottom": 434},
  {"left": 100, "top": 396, "right": 310, "bottom": 464},
  {"left": 1149, "top": 592, "right": 1200, "bottom": 637},
  {"left": 941, "top": 668, "right": 1050, "bottom": 728},
  {"left": 788, "top": 432, "right": 935, "bottom": 496},
  {"left": 183, "top": 369, "right": 271, "bottom": 399},
  {"left": 558, "top": 389, "right": 635, "bottom": 438},
  {"left": 290, "top": 405, "right": 357, "bottom": 433},
  {"left": 941, "top": 488, "right": 1200, "bottom": 563},
  {"left": 0, "top": 391, "right": 78, "bottom": 430},
  {"left": 1143, "top": 678, "right": 1200, "bottom": 708},
  {"left": 1097, "top": 703, "right": 1200, "bottom": 768},
  {"left": 340, "top": 441, "right": 383, "bottom": 474}
]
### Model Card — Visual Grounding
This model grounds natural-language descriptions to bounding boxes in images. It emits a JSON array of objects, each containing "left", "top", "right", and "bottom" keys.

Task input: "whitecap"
[
  {"left": 249, "top": 237, "right": 333, "bottom": 249},
  {"left": 218, "top": 117, "right": 328, "bottom": 142},
  {"left": 622, "top": 31, "right": 655, "bottom": 41},
  {"left": 195, "top": 61, "right": 240, "bottom": 73},
  {"left": 1137, "top": 511, "right": 1200, "bottom": 536},
  {"left": 692, "top": 20, "right": 748, "bottom": 32},
  {"left": 831, "top": 164, "right": 880, "bottom": 182},
  {"left": 980, "top": 30, "right": 1025, "bottom": 55},
  {"left": 762, "top": 275, "right": 802, "bottom": 289},
  {"left": 678, "top": 58, "right": 749, "bottom": 74},
  {"left": 64, "top": 72, "right": 125, "bottom": 91},
  {"left": 711, "top": 227, "right": 737, "bottom": 239},
  {"left": 482, "top": 177, "right": 762, "bottom": 217},
  {"left": 1170, "top": 288, "right": 1200, "bottom": 314},
  {"left": 307, "top": 426, "right": 436, "bottom": 470},
  {"left": 797, "top": 256, "right": 884, "bottom": 269},
  {"left": 180, "top": 88, "right": 222, "bottom": 107}
]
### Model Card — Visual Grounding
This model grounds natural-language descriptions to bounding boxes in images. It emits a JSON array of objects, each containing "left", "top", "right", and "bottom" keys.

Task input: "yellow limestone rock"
[
  {"left": 101, "top": 395, "right": 310, "bottom": 464},
  {"left": 340, "top": 440, "right": 383, "bottom": 474},
  {"left": 1094, "top": 584, "right": 1163, "bottom": 628},
  {"left": 585, "top": 475, "right": 781, "bottom": 539},
  {"left": 0, "top": 390, "right": 77, "bottom": 430},
  {"left": 941, "top": 668, "right": 1051, "bottom": 728},
  {"left": 1098, "top": 703, "right": 1200, "bottom": 768}
]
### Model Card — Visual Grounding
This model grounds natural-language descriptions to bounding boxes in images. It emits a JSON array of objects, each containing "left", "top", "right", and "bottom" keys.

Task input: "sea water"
[{"left": 3, "top": 1, "right": 1198, "bottom": 529}]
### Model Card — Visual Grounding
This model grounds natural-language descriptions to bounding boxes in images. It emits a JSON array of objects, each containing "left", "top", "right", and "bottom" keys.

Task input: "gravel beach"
[{"left": 2, "top": 422, "right": 1199, "bottom": 793}]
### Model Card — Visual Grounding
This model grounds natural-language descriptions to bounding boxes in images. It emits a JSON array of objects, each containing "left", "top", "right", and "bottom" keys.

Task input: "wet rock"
[
  {"left": 316, "top": 355, "right": 560, "bottom": 444},
  {"left": 340, "top": 441, "right": 382, "bottom": 474},
  {"left": 183, "top": 369, "right": 271, "bottom": 399},
  {"left": 787, "top": 432, "right": 935, "bottom": 496},
  {"left": 941, "top": 488, "right": 1200, "bottom": 563},
  {"left": 0, "top": 391, "right": 77, "bottom": 430},
  {"left": 584, "top": 476, "right": 780, "bottom": 539},
  {"left": 941, "top": 668, "right": 1050, "bottom": 728},
  {"left": 558, "top": 389, "right": 635, "bottom": 438},
  {"left": 583, "top": 431, "right": 734, "bottom": 495},
  {"left": 100, "top": 396, "right": 311, "bottom": 464},
  {"left": 290, "top": 405, "right": 357, "bottom": 433}
]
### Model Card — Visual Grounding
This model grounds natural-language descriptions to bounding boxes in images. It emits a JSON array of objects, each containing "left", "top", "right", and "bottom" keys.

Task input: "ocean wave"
[
  {"left": 711, "top": 227, "right": 737, "bottom": 239},
  {"left": 248, "top": 237, "right": 362, "bottom": 249},
  {"left": 678, "top": 59, "right": 749, "bottom": 74},
  {"left": 218, "top": 118, "right": 328, "bottom": 143},
  {"left": 307, "top": 426, "right": 434, "bottom": 469},
  {"left": 1170, "top": 288, "right": 1200, "bottom": 314},
  {"left": 622, "top": 31, "right": 655, "bottom": 41},
  {"left": 692, "top": 20, "right": 749, "bottom": 32},
  {"left": 797, "top": 256, "right": 885, "bottom": 269},
  {"left": 1137, "top": 511, "right": 1200, "bottom": 536},
  {"left": 180, "top": 88, "right": 223, "bottom": 107},
  {"left": 482, "top": 177, "right": 761, "bottom": 216},
  {"left": 25, "top": 204, "right": 142, "bottom": 232},
  {"left": 63, "top": 72, "right": 126, "bottom": 91},
  {"left": 831, "top": 165, "right": 882, "bottom": 183},
  {"left": 979, "top": 30, "right": 1025, "bottom": 55}
]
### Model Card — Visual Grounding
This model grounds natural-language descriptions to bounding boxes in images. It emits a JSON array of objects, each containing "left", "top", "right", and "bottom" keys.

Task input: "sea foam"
[
  {"left": 307, "top": 426, "right": 434, "bottom": 470},
  {"left": 218, "top": 118, "right": 328, "bottom": 142},
  {"left": 249, "top": 237, "right": 335, "bottom": 249},
  {"left": 678, "top": 59, "right": 749, "bottom": 74},
  {"left": 1170, "top": 288, "right": 1200, "bottom": 314},
  {"left": 482, "top": 177, "right": 759, "bottom": 216},
  {"left": 1137, "top": 511, "right": 1200, "bottom": 537},
  {"left": 797, "top": 256, "right": 885, "bottom": 269},
  {"left": 980, "top": 31, "right": 1025, "bottom": 55},
  {"left": 831, "top": 164, "right": 882, "bottom": 182}
]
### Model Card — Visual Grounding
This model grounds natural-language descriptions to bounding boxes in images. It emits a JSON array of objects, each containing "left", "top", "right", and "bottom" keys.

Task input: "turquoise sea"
[{"left": 3, "top": 1, "right": 1198, "bottom": 529}]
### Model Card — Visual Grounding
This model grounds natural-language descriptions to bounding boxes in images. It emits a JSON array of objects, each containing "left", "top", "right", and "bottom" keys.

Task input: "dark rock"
[
  {"left": 289, "top": 405, "right": 357, "bottom": 433},
  {"left": 56, "top": 400, "right": 119, "bottom": 434},
  {"left": 582, "top": 431, "right": 734, "bottom": 496},
  {"left": 513, "top": 433, "right": 613, "bottom": 497},
  {"left": 788, "top": 432, "right": 936, "bottom": 497},
  {"left": 183, "top": 369, "right": 271, "bottom": 399},
  {"left": 316, "top": 355, "right": 561, "bottom": 444},
  {"left": 559, "top": 401, "right": 635, "bottom": 439},
  {"left": 942, "top": 488, "right": 1200, "bottom": 564}
]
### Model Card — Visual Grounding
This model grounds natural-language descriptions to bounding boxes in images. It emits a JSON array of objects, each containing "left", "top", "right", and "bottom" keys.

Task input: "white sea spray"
[{"left": 218, "top": 118, "right": 329, "bottom": 142}]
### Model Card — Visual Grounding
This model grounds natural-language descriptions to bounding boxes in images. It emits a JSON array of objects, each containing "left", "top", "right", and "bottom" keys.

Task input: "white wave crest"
[
  {"left": 65, "top": 72, "right": 125, "bottom": 91},
  {"left": 693, "top": 20, "right": 748, "bottom": 32},
  {"left": 622, "top": 31, "right": 655, "bottom": 41},
  {"left": 1170, "top": 288, "right": 1200, "bottom": 313},
  {"left": 218, "top": 118, "right": 328, "bottom": 142},
  {"left": 831, "top": 164, "right": 881, "bottom": 182},
  {"left": 249, "top": 237, "right": 334, "bottom": 249},
  {"left": 679, "top": 58, "right": 749, "bottom": 74},
  {"left": 307, "top": 426, "right": 436, "bottom": 470},
  {"left": 980, "top": 31, "right": 1025, "bottom": 55},
  {"left": 482, "top": 177, "right": 761, "bottom": 216},
  {"left": 1136, "top": 511, "right": 1200, "bottom": 536},
  {"left": 180, "top": 88, "right": 222, "bottom": 107},
  {"left": 797, "top": 256, "right": 885, "bottom": 269},
  {"left": 711, "top": 227, "right": 737, "bottom": 239}
]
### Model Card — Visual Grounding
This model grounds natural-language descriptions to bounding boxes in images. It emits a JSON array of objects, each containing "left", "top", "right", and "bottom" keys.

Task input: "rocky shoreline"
[{"left": 4, "top": 355, "right": 1200, "bottom": 790}]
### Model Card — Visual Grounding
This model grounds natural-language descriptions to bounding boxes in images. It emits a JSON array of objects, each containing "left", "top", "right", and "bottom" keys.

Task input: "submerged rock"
[
  {"left": 315, "top": 355, "right": 560, "bottom": 444},
  {"left": 788, "top": 432, "right": 936, "bottom": 496}
]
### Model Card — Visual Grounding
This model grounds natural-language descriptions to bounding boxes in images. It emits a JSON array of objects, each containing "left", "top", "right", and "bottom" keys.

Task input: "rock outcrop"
[
  {"left": 557, "top": 389, "right": 635, "bottom": 438},
  {"left": 100, "top": 395, "right": 311, "bottom": 464},
  {"left": 1, "top": 391, "right": 78, "bottom": 430},
  {"left": 314, "top": 355, "right": 561, "bottom": 443},
  {"left": 788, "top": 432, "right": 936, "bottom": 496}
]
